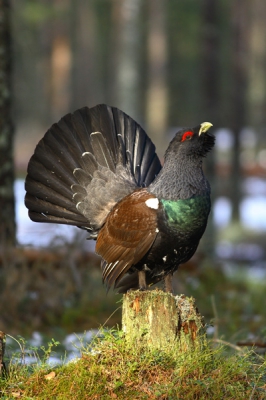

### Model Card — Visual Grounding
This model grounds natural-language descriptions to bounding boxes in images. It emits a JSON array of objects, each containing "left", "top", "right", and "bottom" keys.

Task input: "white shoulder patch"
[{"left": 145, "top": 198, "right": 159, "bottom": 209}]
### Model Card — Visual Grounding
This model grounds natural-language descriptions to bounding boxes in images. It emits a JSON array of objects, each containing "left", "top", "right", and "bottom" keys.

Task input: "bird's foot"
[
  {"left": 138, "top": 270, "right": 147, "bottom": 291},
  {"left": 164, "top": 273, "right": 173, "bottom": 293}
]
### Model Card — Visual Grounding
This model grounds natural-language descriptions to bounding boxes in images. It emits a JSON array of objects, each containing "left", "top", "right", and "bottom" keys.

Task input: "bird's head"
[{"left": 165, "top": 122, "right": 215, "bottom": 159}]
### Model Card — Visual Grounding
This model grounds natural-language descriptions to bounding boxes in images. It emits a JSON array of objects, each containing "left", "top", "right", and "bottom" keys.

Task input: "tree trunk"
[
  {"left": 201, "top": 0, "right": 220, "bottom": 125},
  {"left": 146, "top": 0, "right": 168, "bottom": 158},
  {"left": 200, "top": 0, "right": 219, "bottom": 259},
  {"left": 0, "top": 0, "right": 16, "bottom": 247},
  {"left": 122, "top": 290, "right": 206, "bottom": 352},
  {"left": 69, "top": 0, "right": 98, "bottom": 110},
  {"left": 110, "top": 0, "right": 142, "bottom": 121},
  {"left": 230, "top": 0, "right": 250, "bottom": 221},
  {"left": 0, "top": 331, "right": 6, "bottom": 377},
  {"left": 247, "top": 0, "right": 266, "bottom": 130}
]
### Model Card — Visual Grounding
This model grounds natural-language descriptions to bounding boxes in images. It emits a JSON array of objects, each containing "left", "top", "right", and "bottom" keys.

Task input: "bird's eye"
[{"left": 181, "top": 131, "right": 193, "bottom": 142}]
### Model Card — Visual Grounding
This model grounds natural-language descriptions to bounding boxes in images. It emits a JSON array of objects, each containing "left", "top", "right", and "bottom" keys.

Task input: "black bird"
[{"left": 25, "top": 104, "right": 214, "bottom": 293}]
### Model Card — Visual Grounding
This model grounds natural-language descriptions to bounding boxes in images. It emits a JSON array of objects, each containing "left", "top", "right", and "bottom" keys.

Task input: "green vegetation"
[
  {"left": 178, "top": 262, "right": 266, "bottom": 342},
  {"left": 1, "top": 330, "right": 265, "bottom": 399},
  {"left": 1, "top": 247, "right": 265, "bottom": 398}
]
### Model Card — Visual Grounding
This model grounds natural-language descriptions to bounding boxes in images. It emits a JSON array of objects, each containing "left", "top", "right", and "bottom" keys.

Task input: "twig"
[
  {"left": 211, "top": 338, "right": 245, "bottom": 353},
  {"left": 210, "top": 295, "right": 219, "bottom": 341},
  {"left": 101, "top": 306, "right": 122, "bottom": 330},
  {"left": 249, "top": 383, "right": 257, "bottom": 400},
  {"left": 236, "top": 341, "right": 266, "bottom": 348},
  {"left": 6, "top": 334, "right": 27, "bottom": 364}
]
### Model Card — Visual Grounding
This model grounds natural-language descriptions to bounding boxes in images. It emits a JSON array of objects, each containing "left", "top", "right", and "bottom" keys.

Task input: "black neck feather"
[{"left": 148, "top": 153, "right": 210, "bottom": 200}]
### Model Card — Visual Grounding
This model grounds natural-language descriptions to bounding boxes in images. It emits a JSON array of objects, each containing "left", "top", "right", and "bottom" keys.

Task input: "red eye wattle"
[{"left": 181, "top": 131, "right": 193, "bottom": 142}]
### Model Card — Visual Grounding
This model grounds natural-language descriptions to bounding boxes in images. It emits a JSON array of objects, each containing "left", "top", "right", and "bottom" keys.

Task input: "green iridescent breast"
[{"left": 161, "top": 195, "right": 211, "bottom": 233}]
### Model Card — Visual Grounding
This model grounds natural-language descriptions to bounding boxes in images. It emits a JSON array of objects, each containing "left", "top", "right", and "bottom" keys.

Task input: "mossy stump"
[{"left": 122, "top": 290, "right": 206, "bottom": 352}]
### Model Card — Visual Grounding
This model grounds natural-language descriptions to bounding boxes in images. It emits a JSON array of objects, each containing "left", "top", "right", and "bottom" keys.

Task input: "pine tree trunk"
[
  {"left": 200, "top": 0, "right": 219, "bottom": 259},
  {"left": 146, "top": 0, "right": 168, "bottom": 159},
  {"left": 110, "top": 0, "right": 141, "bottom": 120},
  {"left": 122, "top": 290, "right": 206, "bottom": 352},
  {"left": 230, "top": 0, "right": 250, "bottom": 221},
  {"left": 0, "top": 331, "right": 6, "bottom": 377},
  {"left": 0, "top": 0, "right": 16, "bottom": 246}
]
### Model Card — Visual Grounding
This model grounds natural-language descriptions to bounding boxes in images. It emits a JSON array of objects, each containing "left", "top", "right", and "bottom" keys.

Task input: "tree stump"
[{"left": 122, "top": 290, "right": 206, "bottom": 352}]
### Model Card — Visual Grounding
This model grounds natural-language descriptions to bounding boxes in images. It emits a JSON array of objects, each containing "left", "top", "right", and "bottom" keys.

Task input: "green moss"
[{"left": 1, "top": 330, "right": 265, "bottom": 399}]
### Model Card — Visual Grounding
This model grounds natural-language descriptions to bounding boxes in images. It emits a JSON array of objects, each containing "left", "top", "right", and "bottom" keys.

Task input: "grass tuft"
[{"left": 1, "top": 329, "right": 265, "bottom": 399}]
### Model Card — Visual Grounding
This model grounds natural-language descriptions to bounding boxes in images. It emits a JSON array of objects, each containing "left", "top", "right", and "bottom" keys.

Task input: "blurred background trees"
[{"left": 12, "top": 0, "right": 266, "bottom": 185}]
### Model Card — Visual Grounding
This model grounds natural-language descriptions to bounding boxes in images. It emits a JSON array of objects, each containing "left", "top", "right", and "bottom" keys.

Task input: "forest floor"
[
  {"left": 0, "top": 246, "right": 266, "bottom": 398},
  {"left": 1, "top": 328, "right": 266, "bottom": 399}
]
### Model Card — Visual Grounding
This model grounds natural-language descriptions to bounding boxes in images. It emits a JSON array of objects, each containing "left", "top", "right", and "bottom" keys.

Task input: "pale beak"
[{"left": 199, "top": 122, "right": 213, "bottom": 136}]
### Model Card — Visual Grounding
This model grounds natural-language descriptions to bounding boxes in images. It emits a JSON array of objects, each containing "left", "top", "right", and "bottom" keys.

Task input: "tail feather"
[
  {"left": 25, "top": 194, "right": 87, "bottom": 223},
  {"left": 57, "top": 113, "right": 90, "bottom": 154},
  {"left": 25, "top": 104, "right": 162, "bottom": 235},
  {"left": 28, "top": 211, "right": 86, "bottom": 226},
  {"left": 43, "top": 129, "right": 82, "bottom": 173},
  {"left": 73, "top": 168, "right": 92, "bottom": 187},
  {"left": 81, "top": 152, "right": 98, "bottom": 176},
  {"left": 49, "top": 121, "right": 91, "bottom": 164},
  {"left": 89, "top": 105, "right": 118, "bottom": 159},
  {"left": 141, "top": 153, "right": 162, "bottom": 186},
  {"left": 33, "top": 145, "right": 75, "bottom": 187},
  {"left": 90, "top": 132, "right": 116, "bottom": 172},
  {"left": 132, "top": 126, "right": 146, "bottom": 171},
  {"left": 25, "top": 178, "right": 75, "bottom": 211},
  {"left": 65, "top": 109, "right": 93, "bottom": 152},
  {"left": 71, "top": 184, "right": 87, "bottom": 197},
  {"left": 27, "top": 159, "right": 74, "bottom": 200}
]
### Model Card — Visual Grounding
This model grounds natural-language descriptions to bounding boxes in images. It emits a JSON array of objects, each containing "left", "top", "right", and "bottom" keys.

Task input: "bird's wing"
[{"left": 95, "top": 188, "right": 159, "bottom": 288}]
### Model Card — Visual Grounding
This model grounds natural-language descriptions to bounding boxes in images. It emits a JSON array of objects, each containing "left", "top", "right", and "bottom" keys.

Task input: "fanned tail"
[{"left": 25, "top": 104, "right": 162, "bottom": 237}]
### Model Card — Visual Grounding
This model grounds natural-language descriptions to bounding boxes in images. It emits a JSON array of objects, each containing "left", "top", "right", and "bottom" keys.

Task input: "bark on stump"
[{"left": 122, "top": 290, "right": 206, "bottom": 352}]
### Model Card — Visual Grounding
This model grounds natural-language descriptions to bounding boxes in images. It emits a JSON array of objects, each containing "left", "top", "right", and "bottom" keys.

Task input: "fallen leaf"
[
  {"left": 11, "top": 392, "right": 21, "bottom": 398},
  {"left": 45, "top": 371, "right": 56, "bottom": 380}
]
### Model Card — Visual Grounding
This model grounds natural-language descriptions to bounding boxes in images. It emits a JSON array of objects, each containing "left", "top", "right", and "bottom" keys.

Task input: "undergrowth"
[
  {"left": 1, "top": 330, "right": 265, "bottom": 399},
  {"left": 1, "top": 246, "right": 266, "bottom": 342}
]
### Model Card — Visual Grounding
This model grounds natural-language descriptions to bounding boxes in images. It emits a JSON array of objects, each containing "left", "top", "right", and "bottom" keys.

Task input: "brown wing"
[{"left": 95, "top": 188, "right": 158, "bottom": 288}]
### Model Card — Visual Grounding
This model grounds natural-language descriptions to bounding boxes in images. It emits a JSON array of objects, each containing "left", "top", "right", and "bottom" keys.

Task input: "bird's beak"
[{"left": 199, "top": 122, "right": 213, "bottom": 136}]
